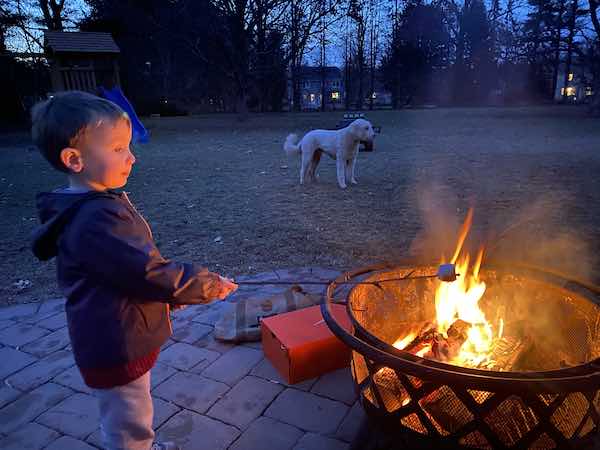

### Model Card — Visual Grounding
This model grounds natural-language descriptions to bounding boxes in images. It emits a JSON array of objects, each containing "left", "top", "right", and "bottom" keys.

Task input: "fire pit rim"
[{"left": 322, "top": 261, "right": 600, "bottom": 393}]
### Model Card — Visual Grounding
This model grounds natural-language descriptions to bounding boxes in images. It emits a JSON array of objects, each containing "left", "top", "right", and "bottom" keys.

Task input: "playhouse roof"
[{"left": 44, "top": 31, "right": 120, "bottom": 54}]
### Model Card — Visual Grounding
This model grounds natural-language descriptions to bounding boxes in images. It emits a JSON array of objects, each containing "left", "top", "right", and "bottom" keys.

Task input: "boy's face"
[{"left": 70, "top": 118, "right": 135, "bottom": 191}]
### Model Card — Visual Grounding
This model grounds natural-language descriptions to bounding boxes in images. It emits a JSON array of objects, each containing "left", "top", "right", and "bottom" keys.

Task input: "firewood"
[
  {"left": 432, "top": 319, "right": 471, "bottom": 360},
  {"left": 403, "top": 322, "right": 436, "bottom": 353}
]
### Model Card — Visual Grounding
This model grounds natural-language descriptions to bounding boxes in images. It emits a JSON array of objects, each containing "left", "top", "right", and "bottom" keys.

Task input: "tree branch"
[{"left": 590, "top": 0, "right": 600, "bottom": 37}]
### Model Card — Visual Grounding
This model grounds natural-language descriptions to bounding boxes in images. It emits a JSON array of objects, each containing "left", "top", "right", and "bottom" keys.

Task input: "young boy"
[{"left": 30, "top": 91, "right": 238, "bottom": 450}]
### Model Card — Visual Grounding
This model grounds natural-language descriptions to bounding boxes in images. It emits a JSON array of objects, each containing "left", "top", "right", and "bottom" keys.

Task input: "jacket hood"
[{"left": 31, "top": 190, "right": 118, "bottom": 261}]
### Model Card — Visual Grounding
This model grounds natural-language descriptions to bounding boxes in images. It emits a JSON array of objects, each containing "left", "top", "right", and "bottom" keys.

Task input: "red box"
[{"left": 261, "top": 304, "right": 353, "bottom": 384}]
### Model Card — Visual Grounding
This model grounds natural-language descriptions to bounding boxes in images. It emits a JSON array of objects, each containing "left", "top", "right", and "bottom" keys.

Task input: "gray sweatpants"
[{"left": 94, "top": 372, "right": 155, "bottom": 450}]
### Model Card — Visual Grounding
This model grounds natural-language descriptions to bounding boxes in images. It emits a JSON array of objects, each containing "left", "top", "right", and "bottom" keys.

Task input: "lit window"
[
  {"left": 568, "top": 73, "right": 574, "bottom": 81},
  {"left": 560, "top": 88, "right": 565, "bottom": 96},
  {"left": 565, "top": 86, "right": 576, "bottom": 96},
  {"left": 310, "top": 94, "right": 316, "bottom": 102},
  {"left": 331, "top": 91, "right": 339, "bottom": 100},
  {"left": 586, "top": 87, "right": 593, "bottom": 96}
]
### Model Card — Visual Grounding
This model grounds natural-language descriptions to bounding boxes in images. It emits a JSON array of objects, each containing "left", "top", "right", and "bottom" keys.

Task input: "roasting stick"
[{"left": 234, "top": 264, "right": 459, "bottom": 287}]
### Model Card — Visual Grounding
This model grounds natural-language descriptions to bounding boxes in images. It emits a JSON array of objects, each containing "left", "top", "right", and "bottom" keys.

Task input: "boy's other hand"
[{"left": 216, "top": 275, "right": 238, "bottom": 300}]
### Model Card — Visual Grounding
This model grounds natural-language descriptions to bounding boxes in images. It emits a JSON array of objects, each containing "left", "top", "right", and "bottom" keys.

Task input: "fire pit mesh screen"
[{"left": 333, "top": 264, "right": 600, "bottom": 449}]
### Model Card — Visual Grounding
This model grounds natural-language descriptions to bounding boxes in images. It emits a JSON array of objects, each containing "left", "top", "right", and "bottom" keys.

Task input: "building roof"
[
  {"left": 299, "top": 66, "right": 342, "bottom": 79},
  {"left": 44, "top": 31, "right": 120, "bottom": 54}
]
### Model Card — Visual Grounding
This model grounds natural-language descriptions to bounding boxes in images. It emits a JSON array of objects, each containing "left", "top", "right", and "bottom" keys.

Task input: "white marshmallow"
[{"left": 437, "top": 264, "right": 457, "bottom": 282}]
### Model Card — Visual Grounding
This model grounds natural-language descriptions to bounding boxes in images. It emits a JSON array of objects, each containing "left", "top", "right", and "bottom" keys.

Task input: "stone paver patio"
[{"left": 0, "top": 267, "right": 366, "bottom": 450}]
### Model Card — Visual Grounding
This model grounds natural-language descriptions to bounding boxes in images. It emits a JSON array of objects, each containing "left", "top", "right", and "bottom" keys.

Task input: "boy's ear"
[{"left": 60, "top": 147, "right": 84, "bottom": 173}]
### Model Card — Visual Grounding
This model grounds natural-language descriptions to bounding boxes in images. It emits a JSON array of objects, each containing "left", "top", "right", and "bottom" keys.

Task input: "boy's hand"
[{"left": 216, "top": 275, "right": 238, "bottom": 300}]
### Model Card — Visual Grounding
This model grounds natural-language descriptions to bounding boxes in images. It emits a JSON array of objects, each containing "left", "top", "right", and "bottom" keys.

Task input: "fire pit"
[{"left": 322, "top": 261, "right": 600, "bottom": 449}]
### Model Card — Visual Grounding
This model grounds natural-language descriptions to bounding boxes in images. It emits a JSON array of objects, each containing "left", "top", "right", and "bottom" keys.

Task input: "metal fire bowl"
[{"left": 322, "top": 261, "right": 600, "bottom": 394}]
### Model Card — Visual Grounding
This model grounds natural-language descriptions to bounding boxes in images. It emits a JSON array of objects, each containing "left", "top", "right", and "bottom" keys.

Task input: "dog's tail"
[{"left": 283, "top": 133, "right": 301, "bottom": 156}]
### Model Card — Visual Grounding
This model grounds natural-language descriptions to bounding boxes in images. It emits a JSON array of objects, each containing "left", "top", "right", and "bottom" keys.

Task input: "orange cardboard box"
[{"left": 261, "top": 304, "right": 353, "bottom": 384}]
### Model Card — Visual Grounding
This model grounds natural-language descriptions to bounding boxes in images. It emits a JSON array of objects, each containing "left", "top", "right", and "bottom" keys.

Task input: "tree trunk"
[
  {"left": 320, "top": 7, "right": 327, "bottom": 112},
  {"left": 562, "top": 0, "right": 578, "bottom": 101},
  {"left": 236, "top": 89, "right": 248, "bottom": 119},
  {"left": 368, "top": 0, "right": 375, "bottom": 110},
  {"left": 453, "top": 0, "right": 468, "bottom": 104},
  {"left": 357, "top": 20, "right": 365, "bottom": 110},
  {"left": 39, "top": 0, "right": 65, "bottom": 31},
  {"left": 256, "top": 1, "right": 266, "bottom": 112},
  {"left": 551, "top": 0, "right": 565, "bottom": 101},
  {"left": 292, "top": 64, "right": 302, "bottom": 112},
  {"left": 590, "top": 0, "right": 600, "bottom": 36},
  {"left": 344, "top": 22, "right": 351, "bottom": 110},
  {"left": 589, "top": 0, "right": 600, "bottom": 115},
  {"left": 590, "top": 77, "right": 600, "bottom": 115},
  {"left": 290, "top": 1, "right": 300, "bottom": 112}
]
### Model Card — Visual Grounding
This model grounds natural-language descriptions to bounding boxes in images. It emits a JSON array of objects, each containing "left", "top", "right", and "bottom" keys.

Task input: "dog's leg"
[
  {"left": 308, "top": 161, "right": 317, "bottom": 182},
  {"left": 300, "top": 150, "right": 311, "bottom": 185},
  {"left": 350, "top": 153, "right": 359, "bottom": 185},
  {"left": 336, "top": 156, "right": 347, "bottom": 189},
  {"left": 344, "top": 159, "right": 353, "bottom": 186},
  {"left": 310, "top": 149, "right": 322, "bottom": 182}
]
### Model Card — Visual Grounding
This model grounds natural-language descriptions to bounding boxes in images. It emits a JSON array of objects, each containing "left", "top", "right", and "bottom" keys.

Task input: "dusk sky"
[{"left": 6, "top": 0, "right": 592, "bottom": 68}]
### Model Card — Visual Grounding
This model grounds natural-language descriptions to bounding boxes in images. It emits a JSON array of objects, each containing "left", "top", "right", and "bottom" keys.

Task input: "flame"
[
  {"left": 416, "top": 345, "right": 431, "bottom": 357},
  {"left": 434, "top": 209, "right": 495, "bottom": 367},
  {"left": 451, "top": 208, "right": 473, "bottom": 264},
  {"left": 392, "top": 209, "right": 501, "bottom": 369},
  {"left": 393, "top": 333, "right": 416, "bottom": 350}
]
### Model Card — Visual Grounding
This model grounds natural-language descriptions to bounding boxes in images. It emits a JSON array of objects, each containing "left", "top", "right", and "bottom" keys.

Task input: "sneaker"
[{"left": 150, "top": 442, "right": 180, "bottom": 450}]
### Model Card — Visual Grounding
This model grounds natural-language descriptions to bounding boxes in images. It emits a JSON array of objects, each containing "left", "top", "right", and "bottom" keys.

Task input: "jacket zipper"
[{"left": 121, "top": 191, "right": 172, "bottom": 332}]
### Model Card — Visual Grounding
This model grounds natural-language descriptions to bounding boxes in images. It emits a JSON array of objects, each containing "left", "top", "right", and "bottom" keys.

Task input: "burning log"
[
  {"left": 481, "top": 335, "right": 532, "bottom": 371},
  {"left": 402, "top": 322, "right": 436, "bottom": 354},
  {"left": 399, "top": 319, "right": 472, "bottom": 362},
  {"left": 396, "top": 318, "right": 536, "bottom": 372},
  {"left": 430, "top": 319, "right": 471, "bottom": 361}
]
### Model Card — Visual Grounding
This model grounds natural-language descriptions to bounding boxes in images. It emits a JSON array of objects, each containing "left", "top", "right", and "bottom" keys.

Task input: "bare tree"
[
  {"left": 588, "top": 0, "right": 600, "bottom": 113},
  {"left": 367, "top": 0, "right": 381, "bottom": 110},
  {"left": 285, "top": 0, "right": 342, "bottom": 111},
  {"left": 552, "top": 0, "right": 565, "bottom": 99},
  {"left": 343, "top": 11, "right": 353, "bottom": 109},
  {"left": 208, "top": 0, "right": 286, "bottom": 115},
  {"left": 0, "top": 1, "right": 44, "bottom": 51},
  {"left": 319, "top": 0, "right": 327, "bottom": 111},
  {"left": 591, "top": 0, "right": 600, "bottom": 35},
  {"left": 348, "top": 0, "right": 367, "bottom": 109},
  {"left": 562, "top": 0, "right": 578, "bottom": 100},
  {"left": 0, "top": 1, "right": 27, "bottom": 52},
  {"left": 39, "top": 0, "right": 65, "bottom": 30}
]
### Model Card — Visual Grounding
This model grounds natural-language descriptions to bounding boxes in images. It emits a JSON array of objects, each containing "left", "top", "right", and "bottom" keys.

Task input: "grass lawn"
[{"left": 1, "top": 105, "right": 600, "bottom": 305}]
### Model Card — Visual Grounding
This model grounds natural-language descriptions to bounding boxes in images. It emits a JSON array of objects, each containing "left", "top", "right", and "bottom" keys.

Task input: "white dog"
[{"left": 283, "top": 118, "right": 375, "bottom": 189}]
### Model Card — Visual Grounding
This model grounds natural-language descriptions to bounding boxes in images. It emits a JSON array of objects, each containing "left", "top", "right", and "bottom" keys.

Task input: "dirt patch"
[{"left": 1, "top": 106, "right": 600, "bottom": 305}]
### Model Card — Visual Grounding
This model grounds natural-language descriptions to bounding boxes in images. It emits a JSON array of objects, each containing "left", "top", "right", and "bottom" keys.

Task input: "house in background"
[
  {"left": 360, "top": 67, "right": 393, "bottom": 108},
  {"left": 287, "top": 66, "right": 345, "bottom": 111},
  {"left": 554, "top": 64, "right": 594, "bottom": 102}
]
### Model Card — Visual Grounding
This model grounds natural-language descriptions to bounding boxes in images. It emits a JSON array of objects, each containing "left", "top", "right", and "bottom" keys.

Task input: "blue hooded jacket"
[{"left": 31, "top": 190, "right": 224, "bottom": 370}]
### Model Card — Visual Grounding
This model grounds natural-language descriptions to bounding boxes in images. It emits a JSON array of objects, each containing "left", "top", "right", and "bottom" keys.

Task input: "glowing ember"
[
  {"left": 395, "top": 208, "right": 502, "bottom": 369},
  {"left": 416, "top": 345, "right": 432, "bottom": 358},
  {"left": 393, "top": 333, "right": 416, "bottom": 350}
]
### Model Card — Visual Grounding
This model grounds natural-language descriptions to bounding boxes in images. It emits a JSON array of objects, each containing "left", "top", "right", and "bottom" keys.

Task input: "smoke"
[
  {"left": 488, "top": 194, "right": 597, "bottom": 283},
  {"left": 408, "top": 182, "right": 462, "bottom": 263},
  {"left": 408, "top": 181, "right": 597, "bottom": 283}
]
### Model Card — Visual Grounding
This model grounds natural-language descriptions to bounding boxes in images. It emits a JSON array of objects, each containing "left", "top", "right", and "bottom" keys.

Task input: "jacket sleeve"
[{"left": 69, "top": 201, "right": 224, "bottom": 305}]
